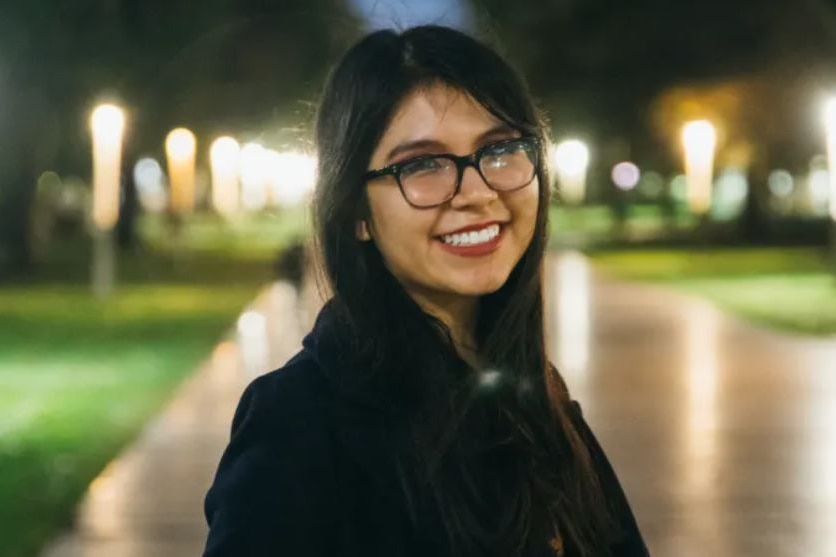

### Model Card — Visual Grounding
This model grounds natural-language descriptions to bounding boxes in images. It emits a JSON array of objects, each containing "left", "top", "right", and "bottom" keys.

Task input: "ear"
[{"left": 355, "top": 219, "right": 372, "bottom": 241}]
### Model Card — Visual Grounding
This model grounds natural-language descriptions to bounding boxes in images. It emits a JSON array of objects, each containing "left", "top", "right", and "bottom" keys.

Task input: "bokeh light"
[
  {"left": 611, "top": 161, "right": 641, "bottom": 190},
  {"left": 133, "top": 157, "right": 167, "bottom": 213},
  {"left": 551, "top": 139, "right": 590, "bottom": 204},
  {"left": 681, "top": 119, "right": 717, "bottom": 215},
  {"left": 239, "top": 142, "right": 270, "bottom": 211},
  {"left": 670, "top": 174, "right": 688, "bottom": 203},
  {"left": 89, "top": 103, "right": 126, "bottom": 230},
  {"left": 638, "top": 171, "right": 665, "bottom": 199},
  {"left": 165, "top": 128, "right": 197, "bottom": 214},
  {"left": 711, "top": 167, "right": 748, "bottom": 221},
  {"left": 808, "top": 167, "right": 830, "bottom": 216},
  {"left": 90, "top": 104, "right": 125, "bottom": 143},
  {"left": 268, "top": 151, "right": 317, "bottom": 207},
  {"left": 768, "top": 170, "right": 794, "bottom": 198},
  {"left": 209, "top": 136, "right": 241, "bottom": 217}
]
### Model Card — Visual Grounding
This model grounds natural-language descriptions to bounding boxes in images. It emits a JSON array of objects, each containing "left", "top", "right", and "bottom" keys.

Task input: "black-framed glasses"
[{"left": 364, "top": 136, "right": 540, "bottom": 208}]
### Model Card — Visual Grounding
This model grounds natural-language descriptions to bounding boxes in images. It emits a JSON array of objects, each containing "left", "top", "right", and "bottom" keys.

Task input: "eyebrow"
[{"left": 384, "top": 123, "right": 519, "bottom": 164}]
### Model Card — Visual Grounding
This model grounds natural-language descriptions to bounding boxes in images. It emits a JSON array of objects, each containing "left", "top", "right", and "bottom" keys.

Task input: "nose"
[{"left": 449, "top": 165, "right": 498, "bottom": 209}]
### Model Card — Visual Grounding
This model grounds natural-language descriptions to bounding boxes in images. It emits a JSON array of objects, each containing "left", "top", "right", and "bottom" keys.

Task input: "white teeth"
[{"left": 441, "top": 224, "right": 501, "bottom": 246}]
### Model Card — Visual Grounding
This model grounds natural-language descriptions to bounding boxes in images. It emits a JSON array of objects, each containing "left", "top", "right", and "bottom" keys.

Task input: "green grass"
[
  {"left": 0, "top": 211, "right": 307, "bottom": 557},
  {"left": 547, "top": 203, "right": 697, "bottom": 248},
  {"left": 587, "top": 247, "right": 836, "bottom": 336},
  {"left": 138, "top": 209, "right": 310, "bottom": 258}
]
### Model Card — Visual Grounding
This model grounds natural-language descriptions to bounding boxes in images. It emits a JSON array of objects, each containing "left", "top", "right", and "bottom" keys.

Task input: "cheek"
[
  {"left": 366, "top": 187, "right": 435, "bottom": 270},
  {"left": 509, "top": 180, "right": 540, "bottom": 239}
]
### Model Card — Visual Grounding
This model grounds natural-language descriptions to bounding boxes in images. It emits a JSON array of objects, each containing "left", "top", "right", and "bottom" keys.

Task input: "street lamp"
[
  {"left": 681, "top": 120, "right": 717, "bottom": 217},
  {"left": 551, "top": 139, "right": 590, "bottom": 205},
  {"left": 268, "top": 150, "right": 317, "bottom": 207},
  {"left": 209, "top": 136, "right": 241, "bottom": 217},
  {"left": 239, "top": 142, "right": 269, "bottom": 211},
  {"left": 89, "top": 103, "right": 126, "bottom": 299},
  {"left": 133, "top": 157, "right": 167, "bottom": 214},
  {"left": 165, "top": 127, "right": 197, "bottom": 215}
]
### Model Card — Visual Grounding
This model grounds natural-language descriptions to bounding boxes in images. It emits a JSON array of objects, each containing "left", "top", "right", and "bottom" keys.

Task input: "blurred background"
[{"left": 2, "top": 1, "right": 836, "bottom": 556}]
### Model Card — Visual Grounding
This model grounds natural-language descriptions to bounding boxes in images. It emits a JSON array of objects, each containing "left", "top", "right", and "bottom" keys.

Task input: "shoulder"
[
  {"left": 220, "top": 349, "right": 338, "bottom": 474},
  {"left": 203, "top": 350, "right": 340, "bottom": 556},
  {"left": 231, "top": 350, "right": 334, "bottom": 431}
]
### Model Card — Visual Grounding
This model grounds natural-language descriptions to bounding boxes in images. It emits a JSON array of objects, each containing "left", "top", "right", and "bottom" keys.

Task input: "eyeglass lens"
[{"left": 399, "top": 139, "right": 536, "bottom": 207}]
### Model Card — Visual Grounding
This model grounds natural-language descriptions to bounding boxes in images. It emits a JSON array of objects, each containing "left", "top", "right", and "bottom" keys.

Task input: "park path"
[
  {"left": 41, "top": 251, "right": 836, "bottom": 557},
  {"left": 544, "top": 252, "right": 836, "bottom": 557}
]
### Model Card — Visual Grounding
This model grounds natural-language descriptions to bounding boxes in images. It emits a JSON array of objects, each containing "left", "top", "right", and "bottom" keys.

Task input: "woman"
[{"left": 203, "top": 25, "right": 650, "bottom": 557}]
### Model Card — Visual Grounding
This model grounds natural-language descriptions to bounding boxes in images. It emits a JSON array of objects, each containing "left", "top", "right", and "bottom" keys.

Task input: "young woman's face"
[{"left": 359, "top": 83, "right": 539, "bottom": 303}]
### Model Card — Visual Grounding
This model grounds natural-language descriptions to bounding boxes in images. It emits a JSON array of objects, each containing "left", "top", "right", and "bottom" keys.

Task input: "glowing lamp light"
[
  {"left": 551, "top": 139, "right": 590, "bottom": 205},
  {"left": 681, "top": 120, "right": 717, "bottom": 215},
  {"left": 638, "top": 171, "right": 665, "bottom": 198},
  {"left": 264, "top": 149, "right": 284, "bottom": 206},
  {"left": 237, "top": 310, "right": 266, "bottom": 337},
  {"left": 670, "top": 174, "right": 688, "bottom": 203},
  {"left": 611, "top": 162, "right": 641, "bottom": 191},
  {"left": 36, "top": 171, "right": 62, "bottom": 202},
  {"left": 237, "top": 309, "right": 269, "bottom": 376},
  {"left": 133, "top": 157, "right": 167, "bottom": 214},
  {"left": 822, "top": 99, "right": 836, "bottom": 221},
  {"left": 239, "top": 142, "right": 270, "bottom": 211},
  {"left": 89, "top": 102, "right": 126, "bottom": 299},
  {"left": 268, "top": 150, "right": 318, "bottom": 207},
  {"left": 90, "top": 104, "right": 126, "bottom": 230},
  {"left": 809, "top": 167, "right": 831, "bottom": 216},
  {"left": 768, "top": 170, "right": 794, "bottom": 199},
  {"left": 210, "top": 136, "right": 241, "bottom": 217},
  {"left": 711, "top": 168, "right": 748, "bottom": 221},
  {"left": 165, "top": 127, "right": 197, "bottom": 214}
]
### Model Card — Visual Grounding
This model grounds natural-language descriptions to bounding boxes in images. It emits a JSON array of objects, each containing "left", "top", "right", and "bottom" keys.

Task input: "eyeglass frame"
[{"left": 362, "top": 135, "right": 542, "bottom": 209}]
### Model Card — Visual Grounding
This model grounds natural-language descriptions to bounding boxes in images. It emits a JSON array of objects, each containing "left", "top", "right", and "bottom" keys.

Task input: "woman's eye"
[
  {"left": 483, "top": 141, "right": 528, "bottom": 164},
  {"left": 401, "top": 157, "right": 445, "bottom": 176},
  {"left": 485, "top": 140, "right": 524, "bottom": 157},
  {"left": 483, "top": 155, "right": 509, "bottom": 169}
]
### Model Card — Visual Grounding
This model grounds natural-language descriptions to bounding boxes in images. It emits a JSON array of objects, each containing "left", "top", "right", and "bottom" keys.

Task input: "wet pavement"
[
  {"left": 41, "top": 251, "right": 836, "bottom": 557},
  {"left": 545, "top": 252, "right": 836, "bottom": 557}
]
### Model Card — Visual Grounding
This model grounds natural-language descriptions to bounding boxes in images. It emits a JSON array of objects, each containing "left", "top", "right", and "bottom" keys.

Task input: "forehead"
[{"left": 380, "top": 83, "right": 504, "bottom": 144}]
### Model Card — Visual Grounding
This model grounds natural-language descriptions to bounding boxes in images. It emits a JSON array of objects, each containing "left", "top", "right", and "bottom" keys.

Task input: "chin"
[{"left": 449, "top": 272, "right": 509, "bottom": 296}]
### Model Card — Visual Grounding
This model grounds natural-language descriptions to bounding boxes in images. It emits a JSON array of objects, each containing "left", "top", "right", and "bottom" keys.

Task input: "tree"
[
  {"left": 471, "top": 0, "right": 834, "bottom": 138},
  {"left": 0, "top": 0, "right": 359, "bottom": 275}
]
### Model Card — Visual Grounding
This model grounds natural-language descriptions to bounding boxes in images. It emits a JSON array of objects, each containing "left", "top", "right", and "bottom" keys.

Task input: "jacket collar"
[
  {"left": 301, "top": 297, "right": 391, "bottom": 413},
  {"left": 300, "top": 298, "right": 412, "bottom": 525}
]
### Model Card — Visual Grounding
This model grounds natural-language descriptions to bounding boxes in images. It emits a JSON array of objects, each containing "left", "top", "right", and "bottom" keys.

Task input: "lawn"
[
  {"left": 547, "top": 203, "right": 698, "bottom": 248},
  {"left": 0, "top": 211, "right": 307, "bottom": 557},
  {"left": 587, "top": 247, "right": 836, "bottom": 336}
]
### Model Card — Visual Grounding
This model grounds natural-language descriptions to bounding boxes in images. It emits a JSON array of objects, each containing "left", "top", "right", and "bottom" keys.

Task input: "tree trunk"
[
  {"left": 0, "top": 169, "right": 36, "bottom": 276},
  {"left": 740, "top": 159, "right": 771, "bottom": 245}
]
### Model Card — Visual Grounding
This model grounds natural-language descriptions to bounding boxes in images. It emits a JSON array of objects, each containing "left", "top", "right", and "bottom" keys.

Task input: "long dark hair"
[{"left": 311, "top": 25, "right": 621, "bottom": 557}]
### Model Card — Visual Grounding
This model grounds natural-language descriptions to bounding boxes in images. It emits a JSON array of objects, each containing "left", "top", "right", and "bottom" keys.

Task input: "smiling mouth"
[
  {"left": 432, "top": 223, "right": 506, "bottom": 256},
  {"left": 435, "top": 223, "right": 500, "bottom": 246},
  {"left": 434, "top": 220, "right": 509, "bottom": 241}
]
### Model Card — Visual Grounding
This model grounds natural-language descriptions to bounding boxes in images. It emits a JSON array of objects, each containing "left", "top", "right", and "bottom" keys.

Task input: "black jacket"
[{"left": 203, "top": 299, "right": 651, "bottom": 556}]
